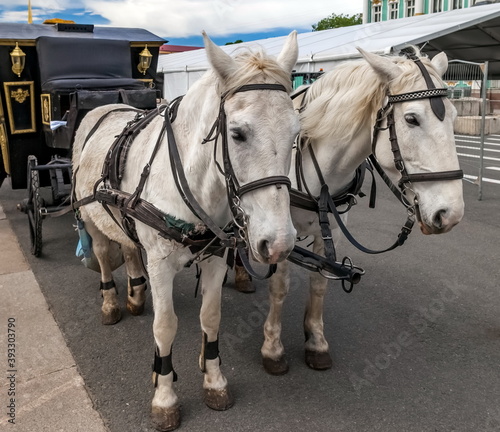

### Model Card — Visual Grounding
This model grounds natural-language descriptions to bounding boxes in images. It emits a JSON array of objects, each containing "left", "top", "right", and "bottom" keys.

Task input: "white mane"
[{"left": 299, "top": 50, "right": 445, "bottom": 144}]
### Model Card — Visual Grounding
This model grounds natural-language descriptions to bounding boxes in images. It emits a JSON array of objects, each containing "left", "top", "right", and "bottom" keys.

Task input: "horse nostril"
[
  {"left": 433, "top": 209, "right": 447, "bottom": 229},
  {"left": 257, "top": 240, "right": 270, "bottom": 260}
]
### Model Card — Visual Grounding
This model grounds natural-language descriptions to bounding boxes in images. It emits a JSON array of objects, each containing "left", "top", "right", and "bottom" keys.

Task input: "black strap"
[
  {"left": 323, "top": 184, "right": 414, "bottom": 255},
  {"left": 128, "top": 276, "right": 147, "bottom": 298},
  {"left": 165, "top": 110, "right": 233, "bottom": 244},
  {"left": 405, "top": 169, "right": 464, "bottom": 184},
  {"left": 411, "top": 57, "right": 446, "bottom": 121},
  {"left": 238, "top": 176, "right": 291, "bottom": 196},
  {"left": 200, "top": 332, "right": 220, "bottom": 373},
  {"left": 123, "top": 107, "right": 169, "bottom": 209},
  {"left": 318, "top": 184, "right": 337, "bottom": 263},
  {"left": 152, "top": 348, "right": 177, "bottom": 385},
  {"left": 235, "top": 240, "right": 277, "bottom": 280},
  {"left": 231, "top": 83, "right": 287, "bottom": 95},
  {"left": 100, "top": 280, "right": 116, "bottom": 291},
  {"left": 129, "top": 276, "right": 147, "bottom": 286}
]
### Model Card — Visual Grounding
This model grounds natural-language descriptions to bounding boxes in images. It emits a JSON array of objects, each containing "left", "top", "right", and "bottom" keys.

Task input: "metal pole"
[{"left": 478, "top": 61, "right": 488, "bottom": 201}]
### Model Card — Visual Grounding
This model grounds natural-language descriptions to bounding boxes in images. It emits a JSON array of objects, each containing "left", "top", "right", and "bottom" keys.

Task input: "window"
[
  {"left": 451, "top": 0, "right": 464, "bottom": 9},
  {"left": 406, "top": 0, "right": 415, "bottom": 17},
  {"left": 372, "top": 4, "right": 382, "bottom": 22},
  {"left": 389, "top": 1, "right": 399, "bottom": 19},
  {"left": 431, "top": 0, "right": 444, "bottom": 13}
]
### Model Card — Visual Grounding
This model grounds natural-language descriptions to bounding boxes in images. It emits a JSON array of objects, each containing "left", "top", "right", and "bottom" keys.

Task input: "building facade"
[{"left": 362, "top": 0, "right": 492, "bottom": 23}]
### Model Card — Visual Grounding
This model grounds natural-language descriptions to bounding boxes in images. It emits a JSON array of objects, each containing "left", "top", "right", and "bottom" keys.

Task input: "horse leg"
[
  {"left": 149, "top": 256, "right": 181, "bottom": 432},
  {"left": 304, "top": 236, "right": 332, "bottom": 370},
  {"left": 261, "top": 260, "right": 290, "bottom": 375},
  {"left": 123, "top": 245, "right": 147, "bottom": 316},
  {"left": 198, "top": 255, "right": 234, "bottom": 410},
  {"left": 233, "top": 250, "right": 255, "bottom": 293},
  {"left": 84, "top": 219, "right": 121, "bottom": 325}
]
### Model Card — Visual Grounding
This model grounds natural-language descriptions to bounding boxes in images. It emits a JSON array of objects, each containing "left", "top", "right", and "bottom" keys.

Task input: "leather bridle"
[
  {"left": 202, "top": 84, "right": 292, "bottom": 226},
  {"left": 371, "top": 56, "right": 463, "bottom": 199},
  {"left": 284, "top": 55, "right": 465, "bottom": 290},
  {"left": 171, "top": 82, "right": 293, "bottom": 278},
  {"left": 70, "top": 83, "right": 294, "bottom": 280}
]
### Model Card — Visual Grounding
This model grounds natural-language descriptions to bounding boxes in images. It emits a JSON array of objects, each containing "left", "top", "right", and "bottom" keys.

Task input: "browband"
[{"left": 388, "top": 88, "right": 448, "bottom": 104}]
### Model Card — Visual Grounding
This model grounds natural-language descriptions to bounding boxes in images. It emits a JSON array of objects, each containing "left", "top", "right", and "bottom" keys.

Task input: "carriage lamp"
[
  {"left": 137, "top": 45, "right": 152, "bottom": 75},
  {"left": 10, "top": 43, "right": 26, "bottom": 77}
]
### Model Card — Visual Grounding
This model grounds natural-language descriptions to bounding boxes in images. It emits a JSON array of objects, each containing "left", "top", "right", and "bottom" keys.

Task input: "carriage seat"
[
  {"left": 37, "top": 37, "right": 157, "bottom": 149},
  {"left": 37, "top": 36, "right": 144, "bottom": 92}
]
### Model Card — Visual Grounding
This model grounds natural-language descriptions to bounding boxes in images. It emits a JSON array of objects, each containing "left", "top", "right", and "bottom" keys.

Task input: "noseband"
[{"left": 372, "top": 56, "right": 463, "bottom": 195}]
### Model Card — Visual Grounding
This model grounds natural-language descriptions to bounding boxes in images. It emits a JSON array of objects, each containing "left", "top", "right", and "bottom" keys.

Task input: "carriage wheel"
[{"left": 27, "top": 156, "right": 43, "bottom": 257}]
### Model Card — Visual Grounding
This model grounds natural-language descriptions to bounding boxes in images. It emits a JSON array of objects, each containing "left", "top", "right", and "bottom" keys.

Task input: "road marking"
[
  {"left": 456, "top": 145, "right": 500, "bottom": 153},
  {"left": 457, "top": 153, "right": 500, "bottom": 162},
  {"left": 455, "top": 139, "right": 500, "bottom": 148},
  {"left": 464, "top": 174, "right": 500, "bottom": 185}
]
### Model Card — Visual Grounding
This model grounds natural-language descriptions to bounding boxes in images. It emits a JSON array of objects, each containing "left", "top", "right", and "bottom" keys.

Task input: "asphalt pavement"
[
  {"left": 0, "top": 175, "right": 499, "bottom": 432},
  {"left": 0, "top": 182, "right": 108, "bottom": 431}
]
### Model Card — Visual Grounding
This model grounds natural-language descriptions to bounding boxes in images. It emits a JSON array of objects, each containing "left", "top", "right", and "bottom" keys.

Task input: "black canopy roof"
[{"left": 0, "top": 22, "right": 165, "bottom": 45}]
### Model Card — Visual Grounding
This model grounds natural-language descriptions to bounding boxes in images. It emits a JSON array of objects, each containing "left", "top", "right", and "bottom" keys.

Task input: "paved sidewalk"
[{"left": 0, "top": 202, "right": 108, "bottom": 431}]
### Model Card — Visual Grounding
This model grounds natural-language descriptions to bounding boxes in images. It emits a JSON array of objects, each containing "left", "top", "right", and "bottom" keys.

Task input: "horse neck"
[
  {"left": 293, "top": 68, "right": 384, "bottom": 196},
  {"left": 293, "top": 119, "right": 374, "bottom": 197},
  {"left": 164, "top": 79, "right": 230, "bottom": 224}
]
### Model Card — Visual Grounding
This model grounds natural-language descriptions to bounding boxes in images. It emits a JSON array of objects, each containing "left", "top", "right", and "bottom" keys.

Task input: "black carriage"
[{"left": 0, "top": 22, "right": 164, "bottom": 255}]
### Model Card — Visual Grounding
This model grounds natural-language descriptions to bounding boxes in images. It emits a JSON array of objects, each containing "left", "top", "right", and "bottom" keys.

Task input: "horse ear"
[
  {"left": 202, "top": 31, "right": 238, "bottom": 82},
  {"left": 357, "top": 47, "right": 403, "bottom": 82},
  {"left": 276, "top": 31, "right": 298, "bottom": 74},
  {"left": 431, "top": 52, "right": 448, "bottom": 77}
]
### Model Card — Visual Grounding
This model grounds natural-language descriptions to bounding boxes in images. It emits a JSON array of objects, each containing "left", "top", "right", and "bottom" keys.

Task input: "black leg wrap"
[
  {"left": 100, "top": 280, "right": 116, "bottom": 291},
  {"left": 129, "top": 276, "right": 147, "bottom": 287},
  {"left": 152, "top": 348, "right": 177, "bottom": 387},
  {"left": 201, "top": 333, "right": 220, "bottom": 373},
  {"left": 205, "top": 338, "right": 219, "bottom": 360},
  {"left": 128, "top": 276, "right": 147, "bottom": 297}
]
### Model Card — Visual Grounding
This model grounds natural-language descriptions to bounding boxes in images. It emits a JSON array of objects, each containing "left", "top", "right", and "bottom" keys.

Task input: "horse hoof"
[
  {"left": 204, "top": 388, "right": 234, "bottom": 411},
  {"left": 101, "top": 307, "right": 121, "bottom": 325},
  {"left": 234, "top": 266, "right": 255, "bottom": 293},
  {"left": 127, "top": 300, "right": 145, "bottom": 316},
  {"left": 262, "top": 356, "right": 289, "bottom": 375},
  {"left": 305, "top": 350, "right": 333, "bottom": 370},
  {"left": 235, "top": 279, "right": 255, "bottom": 293},
  {"left": 151, "top": 405, "right": 181, "bottom": 431}
]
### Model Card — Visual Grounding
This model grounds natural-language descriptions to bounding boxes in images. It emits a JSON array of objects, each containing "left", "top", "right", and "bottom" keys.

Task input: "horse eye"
[
  {"left": 230, "top": 128, "right": 246, "bottom": 142},
  {"left": 405, "top": 114, "right": 420, "bottom": 126}
]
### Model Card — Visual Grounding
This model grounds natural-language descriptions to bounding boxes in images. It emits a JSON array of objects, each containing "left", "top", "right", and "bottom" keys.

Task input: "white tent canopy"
[{"left": 158, "top": 4, "right": 500, "bottom": 100}]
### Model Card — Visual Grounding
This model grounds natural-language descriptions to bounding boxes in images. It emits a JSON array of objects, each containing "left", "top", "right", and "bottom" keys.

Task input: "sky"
[{"left": 0, "top": 0, "right": 363, "bottom": 46}]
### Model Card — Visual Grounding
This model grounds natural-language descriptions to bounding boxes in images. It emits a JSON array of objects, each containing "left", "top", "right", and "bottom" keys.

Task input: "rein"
[
  {"left": 198, "top": 83, "right": 292, "bottom": 279},
  {"left": 288, "top": 55, "right": 464, "bottom": 290}
]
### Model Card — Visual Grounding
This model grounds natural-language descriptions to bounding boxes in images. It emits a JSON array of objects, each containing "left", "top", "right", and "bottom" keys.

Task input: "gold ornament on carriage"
[{"left": 10, "top": 43, "right": 26, "bottom": 78}]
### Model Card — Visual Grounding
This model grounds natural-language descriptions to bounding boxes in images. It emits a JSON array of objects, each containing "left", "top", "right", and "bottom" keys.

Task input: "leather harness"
[
  {"left": 284, "top": 54, "right": 464, "bottom": 291},
  {"left": 71, "top": 83, "right": 292, "bottom": 278}
]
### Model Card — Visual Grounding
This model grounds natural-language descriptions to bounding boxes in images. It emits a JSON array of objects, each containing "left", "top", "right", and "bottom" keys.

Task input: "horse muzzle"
[
  {"left": 251, "top": 229, "right": 296, "bottom": 264},
  {"left": 416, "top": 204, "right": 464, "bottom": 235}
]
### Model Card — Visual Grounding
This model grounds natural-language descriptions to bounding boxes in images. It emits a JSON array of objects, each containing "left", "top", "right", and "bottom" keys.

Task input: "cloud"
[{"left": 0, "top": 0, "right": 363, "bottom": 38}]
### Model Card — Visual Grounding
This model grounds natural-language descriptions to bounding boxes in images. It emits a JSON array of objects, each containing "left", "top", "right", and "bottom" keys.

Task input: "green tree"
[
  {"left": 225, "top": 39, "right": 243, "bottom": 45},
  {"left": 312, "top": 13, "right": 362, "bottom": 31}
]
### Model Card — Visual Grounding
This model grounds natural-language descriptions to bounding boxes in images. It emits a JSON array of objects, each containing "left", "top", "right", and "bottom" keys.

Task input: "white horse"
[
  {"left": 241, "top": 48, "right": 465, "bottom": 375},
  {"left": 72, "top": 32, "right": 300, "bottom": 431}
]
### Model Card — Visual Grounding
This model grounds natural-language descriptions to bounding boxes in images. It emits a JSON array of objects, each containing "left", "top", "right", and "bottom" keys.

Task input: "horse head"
[
  {"left": 202, "top": 32, "right": 300, "bottom": 263},
  {"left": 359, "top": 48, "right": 464, "bottom": 235}
]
